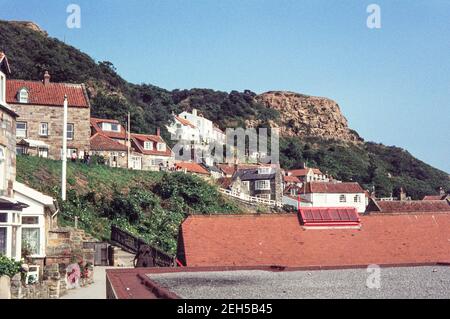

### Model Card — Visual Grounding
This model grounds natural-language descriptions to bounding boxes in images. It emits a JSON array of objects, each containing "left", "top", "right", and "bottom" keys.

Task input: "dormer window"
[
  {"left": 144, "top": 141, "right": 153, "bottom": 150},
  {"left": 101, "top": 122, "right": 120, "bottom": 132},
  {"left": 18, "top": 88, "right": 29, "bottom": 103},
  {"left": 258, "top": 167, "right": 272, "bottom": 175},
  {"left": 157, "top": 143, "right": 166, "bottom": 152}
]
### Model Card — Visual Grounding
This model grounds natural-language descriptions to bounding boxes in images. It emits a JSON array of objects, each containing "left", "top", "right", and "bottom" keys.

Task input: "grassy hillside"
[
  {"left": 2, "top": 19, "right": 448, "bottom": 199},
  {"left": 17, "top": 156, "right": 240, "bottom": 254}
]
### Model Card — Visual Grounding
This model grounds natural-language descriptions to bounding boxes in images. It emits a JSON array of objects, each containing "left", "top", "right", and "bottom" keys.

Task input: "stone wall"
[
  {"left": 10, "top": 103, "right": 91, "bottom": 160},
  {"left": 0, "top": 107, "right": 16, "bottom": 197}
]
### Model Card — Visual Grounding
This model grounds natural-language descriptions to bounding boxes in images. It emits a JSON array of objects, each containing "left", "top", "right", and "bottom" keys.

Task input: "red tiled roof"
[
  {"left": 217, "top": 164, "right": 236, "bottom": 176},
  {"left": 423, "top": 194, "right": 448, "bottom": 201},
  {"left": 176, "top": 162, "right": 210, "bottom": 175},
  {"left": 300, "top": 182, "right": 364, "bottom": 194},
  {"left": 175, "top": 116, "right": 196, "bottom": 128},
  {"left": 423, "top": 195, "right": 444, "bottom": 201},
  {"left": 283, "top": 175, "right": 301, "bottom": 183},
  {"left": 178, "top": 213, "right": 450, "bottom": 267},
  {"left": 217, "top": 177, "right": 232, "bottom": 189},
  {"left": 6, "top": 79, "right": 90, "bottom": 108},
  {"left": 131, "top": 133, "right": 172, "bottom": 157},
  {"left": 90, "top": 133, "right": 128, "bottom": 152},
  {"left": 369, "top": 199, "right": 450, "bottom": 214},
  {"left": 289, "top": 168, "right": 324, "bottom": 177},
  {"left": 90, "top": 118, "right": 127, "bottom": 140},
  {"left": 299, "top": 207, "right": 360, "bottom": 227}
]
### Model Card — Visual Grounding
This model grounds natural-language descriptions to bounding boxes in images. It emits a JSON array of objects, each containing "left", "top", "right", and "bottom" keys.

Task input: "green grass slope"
[{"left": 17, "top": 156, "right": 240, "bottom": 254}]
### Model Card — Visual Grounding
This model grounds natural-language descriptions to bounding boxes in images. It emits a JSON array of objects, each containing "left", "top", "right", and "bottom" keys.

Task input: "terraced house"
[{"left": 6, "top": 71, "right": 90, "bottom": 160}]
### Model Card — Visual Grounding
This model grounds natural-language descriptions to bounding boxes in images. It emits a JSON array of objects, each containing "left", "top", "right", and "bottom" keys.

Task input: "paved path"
[{"left": 61, "top": 266, "right": 112, "bottom": 299}]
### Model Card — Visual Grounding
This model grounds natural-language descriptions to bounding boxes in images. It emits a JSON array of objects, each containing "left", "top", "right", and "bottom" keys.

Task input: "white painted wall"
[{"left": 301, "top": 192, "right": 366, "bottom": 213}]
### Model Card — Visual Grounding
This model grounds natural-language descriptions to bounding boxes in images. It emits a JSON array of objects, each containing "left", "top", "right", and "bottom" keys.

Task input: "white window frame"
[
  {"left": 21, "top": 215, "right": 44, "bottom": 258},
  {"left": 18, "top": 88, "right": 29, "bottom": 103},
  {"left": 258, "top": 167, "right": 272, "bottom": 175},
  {"left": 144, "top": 141, "right": 153, "bottom": 151},
  {"left": 39, "top": 122, "right": 49, "bottom": 136},
  {"left": 131, "top": 156, "right": 142, "bottom": 170},
  {"left": 157, "top": 143, "right": 166, "bottom": 152},
  {"left": 339, "top": 194, "right": 347, "bottom": 203},
  {"left": 16, "top": 121, "right": 27, "bottom": 138},
  {"left": 354, "top": 195, "right": 361, "bottom": 203},
  {"left": 255, "top": 180, "right": 271, "bottom": 191},
  {"left": 67, "top": 123, "right": 74, "bottom": 140}
]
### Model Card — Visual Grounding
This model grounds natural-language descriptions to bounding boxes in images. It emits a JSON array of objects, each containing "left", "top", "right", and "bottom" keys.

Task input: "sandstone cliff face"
[
  {"left": 254, "top": 91, "right": 361, "bottom": 143},
  {"left": 9, "top": 21, "right": 48, "bottom": 36}
]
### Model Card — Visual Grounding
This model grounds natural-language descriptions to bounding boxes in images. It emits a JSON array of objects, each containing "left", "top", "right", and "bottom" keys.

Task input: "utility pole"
[
  {"left": 62, "top": 95, "right": 68, "bottom": 201},
  {"left": 127, "top": 112, "right": 131, "bottom": 169}
]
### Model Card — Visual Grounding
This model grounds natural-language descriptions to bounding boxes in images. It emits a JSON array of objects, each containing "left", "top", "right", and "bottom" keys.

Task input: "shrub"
[{"left": 0, "top": 255, "right": 22, "bottom": 278}]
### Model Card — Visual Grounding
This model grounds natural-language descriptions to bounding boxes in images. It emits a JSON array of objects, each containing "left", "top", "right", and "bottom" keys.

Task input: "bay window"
[{"left": 21, "top": 216, "right": 42, "bottom": 256}]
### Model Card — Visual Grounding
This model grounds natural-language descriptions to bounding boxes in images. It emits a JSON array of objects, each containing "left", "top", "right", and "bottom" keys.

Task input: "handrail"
[
  {"left": 219, "top": 188, "right": 283, "bottom": 207},
  {"left": 110, "top": 225, "right": 175, "bottom": 267}
]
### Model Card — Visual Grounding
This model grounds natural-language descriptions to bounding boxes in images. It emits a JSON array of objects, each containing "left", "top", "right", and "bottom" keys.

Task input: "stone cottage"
[{"left": 6, "top": 71, "right": 91, "bottom": 160}]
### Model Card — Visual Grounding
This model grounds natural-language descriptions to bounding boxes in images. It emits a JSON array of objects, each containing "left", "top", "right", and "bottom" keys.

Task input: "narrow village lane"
[{"left": 61, "top": 266, "right": 113, "bottom": 299}]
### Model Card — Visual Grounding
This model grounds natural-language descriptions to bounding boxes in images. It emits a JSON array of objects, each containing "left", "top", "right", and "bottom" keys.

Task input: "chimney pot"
[{"left": 43, "top": 71, "right": 51, "bottom": 85}]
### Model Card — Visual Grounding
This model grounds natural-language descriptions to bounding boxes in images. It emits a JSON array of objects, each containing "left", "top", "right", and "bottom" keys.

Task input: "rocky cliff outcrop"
[
  {"left": 255, "top": 91, "right": 362, "bottom": 143},
  {"left": 9, "top": 21, "right": 48, "bottom": 36}
]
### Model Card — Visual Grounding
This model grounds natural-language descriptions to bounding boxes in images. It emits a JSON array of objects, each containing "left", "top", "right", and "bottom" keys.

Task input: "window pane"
[
  {"left": 0, "top": 227, "right": 6, "bottom": 255},
  {"left": 0, "top": 213, "right": 7, "bottom": 223},
  {"left": 22, "top": 216, "right": 39, "bottom": 225},
  {"left": 22, "top": 228, "right": 40, "bottom": 255}
]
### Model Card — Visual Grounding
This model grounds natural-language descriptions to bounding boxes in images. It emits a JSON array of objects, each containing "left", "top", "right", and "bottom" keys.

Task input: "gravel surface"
[{"left": 148, "top": 266, "right": 450, "bottom": 299}]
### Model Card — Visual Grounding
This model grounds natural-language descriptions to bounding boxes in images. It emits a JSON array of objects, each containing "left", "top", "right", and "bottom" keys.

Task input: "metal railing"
[
  {"left": 219, "top": 188, "right": 283, "bottom": 207},
  {"left": 110, "top": 225, "right": 175, "bottom": 267}
]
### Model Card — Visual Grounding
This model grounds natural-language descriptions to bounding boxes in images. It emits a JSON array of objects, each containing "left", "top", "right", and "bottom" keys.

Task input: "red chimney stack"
[{"left": 156, "top": 127, "right": 161, "bottom": 136}]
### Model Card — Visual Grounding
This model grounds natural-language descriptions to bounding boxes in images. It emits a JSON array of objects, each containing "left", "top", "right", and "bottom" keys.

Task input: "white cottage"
[{"left": 298, "top": 182, "right": 367, "bottom": 213}]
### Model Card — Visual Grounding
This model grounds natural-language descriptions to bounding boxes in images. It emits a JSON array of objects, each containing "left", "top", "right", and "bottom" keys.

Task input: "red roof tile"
[
  {"left": 131, "top": 133, "right": 172, "bottom": 157},
  {"left": 90, "top": 117, "right": 127, "bottom": 140},
  {"left": 283, "top": 175, "right": 301, "bottom": 183},
  {"left": 90, "top": 133, "right": 129, "bottom": 152},
  {"left": 175, "top": 116, "right": 196, "bottom": 128},
  {"left": 368, "top": 199, "right": 450, "bottom": 214},
  {"left": 178, "top": 213, "right": 450, "bottom": 267},
  {"left": 289, "top": 168, "right": 324, "bottom": 177},
  {"left": 176, "top": 162, "right": 210, "bottom": 175},
  {"left": 6, "top": 79, "right": 90, "bottom": 108},
  {"left": 300, "top": 182, "right": 364, "bottom": 194}
]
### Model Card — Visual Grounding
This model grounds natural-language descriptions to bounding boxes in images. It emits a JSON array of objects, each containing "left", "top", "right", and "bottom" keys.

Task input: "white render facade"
[{"left": 300, "top": 192, "right": 366, "bottom": 213}]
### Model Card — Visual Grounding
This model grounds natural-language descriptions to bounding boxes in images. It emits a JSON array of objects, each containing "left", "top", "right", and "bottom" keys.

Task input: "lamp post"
[{"left": 61, "top": 95, "right": 68, "bottom": 201}]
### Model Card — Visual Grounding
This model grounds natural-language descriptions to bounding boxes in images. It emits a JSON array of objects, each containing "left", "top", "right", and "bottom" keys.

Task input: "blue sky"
[{"left": 1, "top": 0, "right": 449, "bottom": 172}]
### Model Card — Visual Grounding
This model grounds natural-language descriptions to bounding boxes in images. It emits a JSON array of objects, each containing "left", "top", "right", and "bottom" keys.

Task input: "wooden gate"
[{"left": 83, "top": 242, "right": 109, "bottom": 266}]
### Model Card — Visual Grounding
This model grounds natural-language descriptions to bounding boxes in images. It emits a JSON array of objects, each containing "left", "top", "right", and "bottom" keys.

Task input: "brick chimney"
[
  {"left": 43, "top": 71, "right": 51, "bottom": 85},
  {"left": 399, "top": 187, "right": 407, "bottom": 201},
  {"left": 156, "top": 127, "right": 161, "bottom": 136}
]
